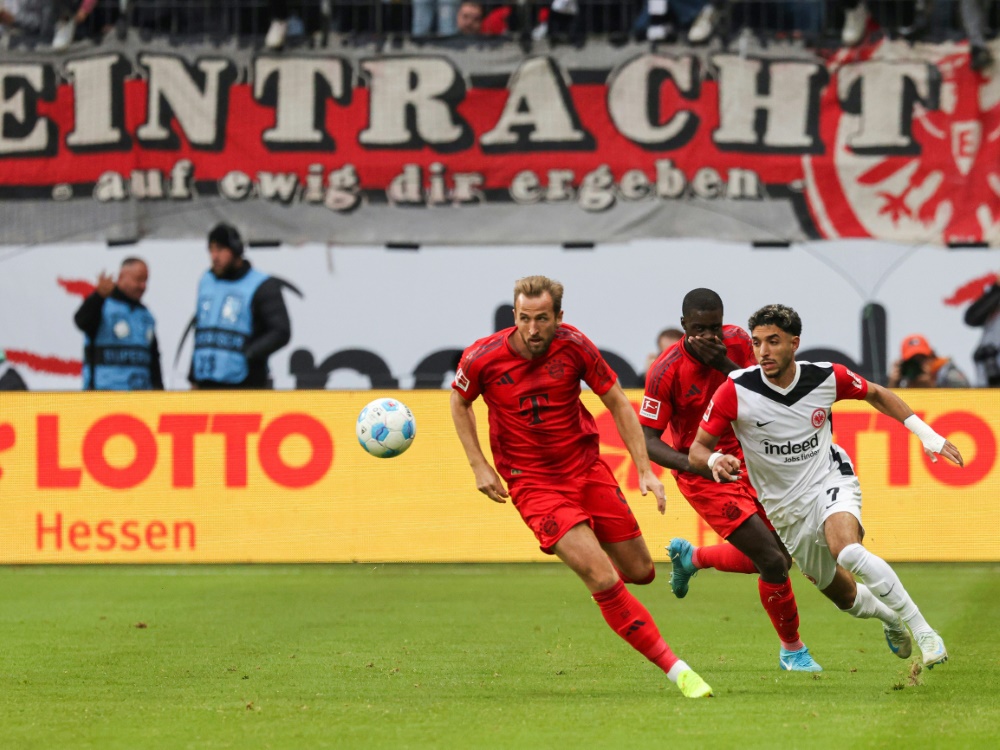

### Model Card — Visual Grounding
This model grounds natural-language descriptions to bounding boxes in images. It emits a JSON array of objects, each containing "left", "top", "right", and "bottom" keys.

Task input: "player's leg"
[
  {"left": 582, "top": 461, "right": 712, "bottom": 696},
  {"left": 724, "top": 517, "right": 821, "bottom": 670},
  {"left": 825, "top": 512, "right": 945, "bottom": 667},
  {"left": 667, "top": 481, "right": 819, "bottom": 669},
  {"left": 555, "top": 525, "right": 712, "bottom": 698},
  {"left": 601, "top": 531, "right": 656, "bottom": 585},
  {"left": 666, "top": 478, "right": 761, "bottom": 598}
]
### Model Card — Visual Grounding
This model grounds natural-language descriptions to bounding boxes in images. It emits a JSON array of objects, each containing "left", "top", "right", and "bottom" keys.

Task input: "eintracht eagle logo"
[{"left": 806, "top": 42, "right": 1000, "bottom": 244}]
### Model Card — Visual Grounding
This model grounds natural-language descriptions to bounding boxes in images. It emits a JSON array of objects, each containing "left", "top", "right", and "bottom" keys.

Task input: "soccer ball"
[{"left": 356, "top": 397, "right": 416, "bottom": 458}]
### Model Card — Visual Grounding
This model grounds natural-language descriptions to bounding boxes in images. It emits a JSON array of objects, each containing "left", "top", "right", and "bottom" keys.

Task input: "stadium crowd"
[{"left": 0, "top": 1, "right": 997, "bottom": 69}]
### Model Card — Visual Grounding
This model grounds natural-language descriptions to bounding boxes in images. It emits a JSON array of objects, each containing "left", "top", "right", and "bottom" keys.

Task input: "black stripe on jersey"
[
  {"left": 646, "top": 346, "right": 684, "bottom": 394},
  {"left": 830, "top": 445, "right": 855, "bottom": 476},
  {"left": 733, "top": 363, "right": 833, "bottom": 406},
  {"left": 462, "top": 335, "right": 507, "bottom": 366},
  {"left": 556, "top": 326, "right": 601, "bottom": 359}
]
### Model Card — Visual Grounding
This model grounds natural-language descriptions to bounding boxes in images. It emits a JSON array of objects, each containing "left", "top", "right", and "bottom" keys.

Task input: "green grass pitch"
[{"left": 1, "top": 563, "right": 998, "bottom": 749}]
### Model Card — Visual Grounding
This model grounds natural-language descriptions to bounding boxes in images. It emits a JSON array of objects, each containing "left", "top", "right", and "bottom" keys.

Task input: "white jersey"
[{"left": 701, "top": 360, "right": 868, "bottom": 526}]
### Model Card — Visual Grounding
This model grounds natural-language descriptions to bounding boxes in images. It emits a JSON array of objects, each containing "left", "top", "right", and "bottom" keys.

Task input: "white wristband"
[
  {"left": 904, "top": 414, "right": 946, "bottom": 454},
  {"left": 707, "top": 451, "right": 724, "bottom": 470}
]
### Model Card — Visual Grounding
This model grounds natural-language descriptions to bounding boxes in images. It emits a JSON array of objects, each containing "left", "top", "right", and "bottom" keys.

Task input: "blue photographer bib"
[
  {"left": 84, "top": 297, "right": 156, "bottom": 390},
  {"left": 192, "top": 269, "right": 268, "bottom": 384}
]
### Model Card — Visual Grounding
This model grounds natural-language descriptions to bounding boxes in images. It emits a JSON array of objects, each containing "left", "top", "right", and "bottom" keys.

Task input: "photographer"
[
  {"left": 964, "top": 274, "right": 1000, "bottom": 386},
  {"left": 887, "top": 334, "right": 970, "bottom": 389}
]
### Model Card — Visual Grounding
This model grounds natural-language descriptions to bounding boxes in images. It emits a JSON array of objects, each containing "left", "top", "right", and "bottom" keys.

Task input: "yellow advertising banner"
[{"left": 0, "top": 390, "right": 996, "bottom": 563}]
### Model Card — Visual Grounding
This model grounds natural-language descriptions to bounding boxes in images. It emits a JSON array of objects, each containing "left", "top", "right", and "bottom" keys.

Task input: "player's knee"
[
  {"left": 754, "top": 548, "right": 790, "bottom": 580},
  {"left": 836, "top": 543, "right": 867, "bottom": 575},
  {"left": 630, "top": 565, "right": 656, "bottom": 586}
]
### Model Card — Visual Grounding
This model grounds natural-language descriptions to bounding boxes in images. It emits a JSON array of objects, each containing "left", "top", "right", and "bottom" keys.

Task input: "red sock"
[
  {"left": 592, "top": 580, "right": 678, "bottom": 673},
  {"left": 758, "top": 578, "right": 802, "bottom": 648},
  {"left": 693, "top": 543, "right": 758, "bottom": 574}
]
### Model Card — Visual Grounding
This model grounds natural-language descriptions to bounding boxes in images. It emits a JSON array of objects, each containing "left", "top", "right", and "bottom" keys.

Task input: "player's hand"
[
  {"left": 928, "top": 439, "right": 964, "bottom": 467},
  {"left": 711, "top": 454, "right": 742, "bottom": 483},
  {"left": 685, "top": 335, "right": 729, "bottom": 371},
  {"left": 638, "top": 468, "right": 667, "bottom": 514},
  {"left": 474, "top": 464, "right": 509, "bottom": 504},
  {"left": 95, "top": 271, "right": 114, "bottom": 298}
]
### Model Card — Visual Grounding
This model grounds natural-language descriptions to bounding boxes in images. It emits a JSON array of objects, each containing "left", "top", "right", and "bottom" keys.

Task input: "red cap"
[{"left": 900, "top": 334, "right": 933, "bottom": 361}]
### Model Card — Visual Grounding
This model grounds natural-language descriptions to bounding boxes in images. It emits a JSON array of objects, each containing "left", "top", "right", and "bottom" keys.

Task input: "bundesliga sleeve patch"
[
  {"left": 640, "top": 396, "right": 661, "bottom": 420},
  {"left": 454, "top": 368, "right": 470, "bottom": 392}
]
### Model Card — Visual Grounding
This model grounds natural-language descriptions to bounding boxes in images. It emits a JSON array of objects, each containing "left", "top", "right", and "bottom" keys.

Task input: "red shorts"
[
  {"left": 509, "top": 458, "right": 642, "bottom": 554},
  {"left": 675, "top": 473, "right": 773, "bottom": 539}
]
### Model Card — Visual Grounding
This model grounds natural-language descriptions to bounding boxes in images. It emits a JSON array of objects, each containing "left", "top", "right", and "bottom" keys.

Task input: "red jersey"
[
  {"left": 452, "top": 323, "right": 617, "bottom": 484},
  {"left": 639, "top": 325, "right": 754, "bottom": 464}
]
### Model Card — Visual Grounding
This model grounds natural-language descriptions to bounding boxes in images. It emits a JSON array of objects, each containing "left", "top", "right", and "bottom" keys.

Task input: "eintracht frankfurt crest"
[{"left": 805, "top": 40, "right": 1000, "bottom": 245}]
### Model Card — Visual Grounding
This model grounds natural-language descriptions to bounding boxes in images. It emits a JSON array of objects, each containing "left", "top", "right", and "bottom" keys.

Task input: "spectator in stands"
[
  {"left": 456, "top": 0, "right": 484, "bottom": 35},
  {"left": 683, "top": 0, "right": 726, "bottom": 44},
  {"left": 841, "top": 0, "right": 871, "bottom": 46},
  {"left": 264, "top": 0, "right": 288, "bottom": 48},
  {"left": 413, "top": 0, "right": 459, "bottom": 37},
  {"left": 959, "top": 0, "right": 994, "bottom": 71},
  {"left": 51, "top": 0, "right": 95, "bottom": 50},
  {"left": 964, "top": 273, "right": 1000, "bottom": 386},
  {"left": 637, "top": 327, "right": 683, "bottom": 387},
  {"left": 887, "top": 334, "right": 970, "bottom": 389},
  {"left": 74, "top": 258, "right": 163, "bottom": 391},
  {"left": 898, "top": 1, "right": 993, "bottom": 68},
  {"left": 189, "top": 224, "right": 291, "bottom": 390},
  {"left": 0, "top": 0, "right": 94, "bottom": 49},
  {"left": 0, "top": 0, "right": 46, "bottom": 38}
]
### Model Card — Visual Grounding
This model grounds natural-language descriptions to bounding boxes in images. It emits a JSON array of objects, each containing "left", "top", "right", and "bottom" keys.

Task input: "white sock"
[
  {"left": 845, "top": 583, "right": 896, "bottom": 625},
  {"left": 837, "top": 543, "right": 932, "bottom": 635},
  {"left": 666, "top": 660, "right": 690, "bottom": 683}
]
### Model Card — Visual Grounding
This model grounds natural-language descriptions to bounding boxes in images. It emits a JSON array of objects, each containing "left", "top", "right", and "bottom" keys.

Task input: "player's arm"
[
  {"left": 689, "top": 427, "right": 742, "bottom": 483},
  {"left": 642, "top": 425, "right": 712, "bottom": 479},
  {"left": 688, "top": 380, "right": 742, "bottom": 482},
  {"left": 863, "top": 380, "right": 964, "bottom": 466},
  {"left": 449, "top": 389, "right": 509, "bottom": 504},
  {"left": 599, "top": 382, "right": 667, "bottom": 513}
]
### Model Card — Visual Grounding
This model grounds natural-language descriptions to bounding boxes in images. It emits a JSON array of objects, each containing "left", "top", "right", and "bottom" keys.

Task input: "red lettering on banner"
[
  {"left": 120, "top": 521, "right": 141, "bottom": 551},
  {"left": 831, "top": 412, "right": 870, "bottom": 475},
  {"left": 158, "top": 413, "right": 210, "bottom": 487},
  {"left": 82, "top": 414, "right": 158, "bottom": 489},
  {"left": 258, "top": 413, "right": 334, "bottom": 488},
  {"left": 925, "top": 411, "right": 996, "bottom": 486},
  {"left": 145, "top": 520, "right": 167, "bottom": 550},
  {"left": 36, "top": 415, "right": 82, "bottom": 487},
  {"left": 873, "top": 413, "right": 914, "bottom": 486},
  {"left": 211, "top": 414, "right": 263, "bottom": 488},
  {"left": 36, "top": 513, "right": 196, "bottom": 551},
  {"left": 34, "top": 412, "right": 334, "bottom": 489},
  {"left": 68, "top": 520, "right": 91, "bottom": 550}
]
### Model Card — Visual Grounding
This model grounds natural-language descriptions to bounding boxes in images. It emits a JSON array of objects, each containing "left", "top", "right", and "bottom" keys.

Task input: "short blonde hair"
[{"left": 513, "top": 275, "right": 564, "bottom": 314}]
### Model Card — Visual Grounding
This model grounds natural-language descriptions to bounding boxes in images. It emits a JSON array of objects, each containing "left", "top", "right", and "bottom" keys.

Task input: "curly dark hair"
[{"left": 747, "top": 304, "right": 802, "bottom": 336}]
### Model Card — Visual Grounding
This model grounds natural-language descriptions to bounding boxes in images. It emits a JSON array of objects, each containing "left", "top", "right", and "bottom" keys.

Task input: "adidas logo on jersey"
[
  {"left": 495, "top": 372, "right": 514, "bottom": 385},
  {"left": 686, "top": 384, "right": 701, "bottom": 397}
]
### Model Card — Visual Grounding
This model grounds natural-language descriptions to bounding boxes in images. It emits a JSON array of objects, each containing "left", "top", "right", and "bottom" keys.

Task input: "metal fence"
[{"left": 8, "top": 1, "right": 998, "bottom": 46}]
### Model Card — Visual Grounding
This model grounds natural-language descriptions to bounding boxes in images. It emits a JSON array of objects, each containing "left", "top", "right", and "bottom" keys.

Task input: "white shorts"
[{"left": 774, "top": 447, "right": 864, "bottom": 590}]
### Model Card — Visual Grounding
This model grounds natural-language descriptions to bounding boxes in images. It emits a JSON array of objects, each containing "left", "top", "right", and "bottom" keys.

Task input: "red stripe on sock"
[
  {"left": 593, "top": 580, "right": 677, "bottom": 673},
  {"left": 695, "top": 543, "right": 758, "bottom": 574}
]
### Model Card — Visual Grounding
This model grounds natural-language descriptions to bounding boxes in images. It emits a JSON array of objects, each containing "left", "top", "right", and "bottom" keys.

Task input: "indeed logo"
[{"left": 763, "top": 433, "right": 819, "bottom": 456}]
